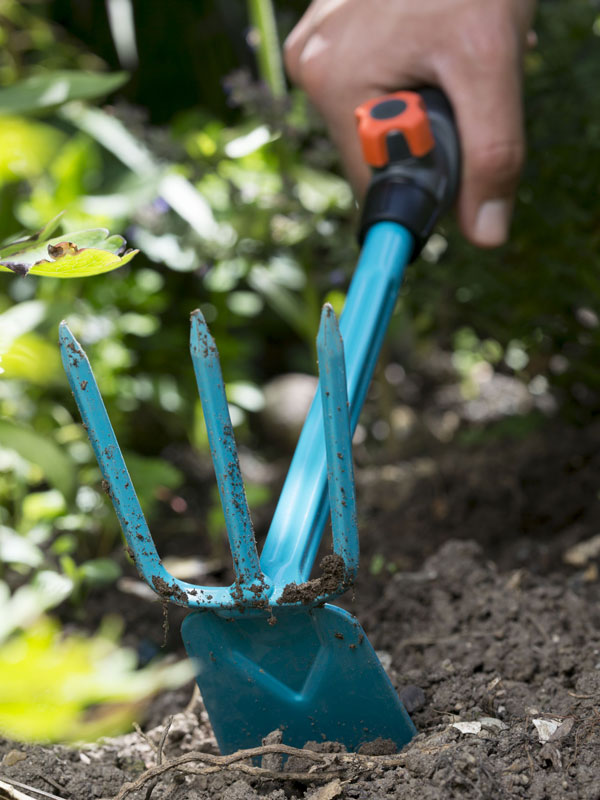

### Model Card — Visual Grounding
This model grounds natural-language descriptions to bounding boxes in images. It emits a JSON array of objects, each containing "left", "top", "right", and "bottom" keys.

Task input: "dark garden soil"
[{"left": 1, "top": 408, "right": 600, "bottom": 799}]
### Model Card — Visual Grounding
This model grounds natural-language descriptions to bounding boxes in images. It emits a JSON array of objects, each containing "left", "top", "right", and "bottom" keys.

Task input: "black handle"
[{"left": 355, "top": 89, "right": 460, "bottom": 260}]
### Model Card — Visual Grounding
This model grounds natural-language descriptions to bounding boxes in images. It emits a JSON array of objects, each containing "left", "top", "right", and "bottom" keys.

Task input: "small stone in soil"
[
  {"left": 2, "top": 750, "right": 26, "bottom": 767},
  {"left": 399, "top": 685, "right": 426, "bottom": 713},
  {"left": 261, "top": 729, "right": 283, "bottom": 772},
  {"left": 357, "top": 737, "right": 397, "bottom": 756}
]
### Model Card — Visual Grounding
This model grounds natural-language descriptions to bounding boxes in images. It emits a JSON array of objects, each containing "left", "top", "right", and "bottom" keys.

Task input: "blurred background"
[{"left": 0, "top": 0, "right": 599, "bottom": 741}]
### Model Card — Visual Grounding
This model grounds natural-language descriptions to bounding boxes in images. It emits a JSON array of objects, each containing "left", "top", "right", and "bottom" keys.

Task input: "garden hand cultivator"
[{"left": 60, "top": 90, "right": 459, "bottom": 754}]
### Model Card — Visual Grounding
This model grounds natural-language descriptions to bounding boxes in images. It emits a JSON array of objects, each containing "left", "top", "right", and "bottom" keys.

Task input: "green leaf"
[
  {"left": 22, "top": 489, "right": 67, "bottom": 524},
  {"left": 23, "top": 246, "right": 138, "bottom": 278},
  {"left": 0, "top": 617, "right": 193, "bottom": 742},
  {"left": 60, "top": 103, "right": 225, "bottom": 241},
  {"left": 248, "top": 263, "right": 314, "bottom": 340},
  {"left": 226, "top": 381, "right": 265, "bottom": 412},
  {"left": 79, "top": 558, "right": 122, "bottom": 587},
  {"left": 0, "top": 525, "right": 43, "bottom": 568},
  {"left": 324, "top": 290, "right": 346, "bottom": 318},
  {"left": 0, "top": 418, "right": 76, "bottom": 501},
  {"left": 123, "top": 452, "right": 183, "bottom": 514},
  {"left": 292, "top": 165, "right": 353, "bottom": 214},
  {"left": 226, "top": 291, "right": 264, "bottom": 317},
  {"left": 0, "top": 71, "right": 129, "bottom": 116},
  {"left": 0, "top": 213, "right": 64, "bottom": 255},
  {"left": 0, "top": 223, "right": 138, "bottom": 277},
  {"left": 0, "top": 572, "right": 74, "bottom": 642},
  {"left": 0, "top": 300, "right": 46, "bottom": 347},
  {"left": 1, "top": 330, "right": 62, "bottom": 386},
  {"left": 1, "top": 333, "right": 61, "bottom": 384},
  {"left": 0, "top": 117, "right": 63, "bottom": 182}
]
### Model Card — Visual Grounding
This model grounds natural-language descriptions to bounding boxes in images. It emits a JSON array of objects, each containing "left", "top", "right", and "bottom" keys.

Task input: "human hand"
[{"left": 284, "top": 0, "right": 537, "bottom": 247}]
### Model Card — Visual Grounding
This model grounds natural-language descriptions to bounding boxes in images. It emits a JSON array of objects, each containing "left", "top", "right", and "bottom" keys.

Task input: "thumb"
[{"left": 443, "top": 47, "right": 526, "bottom": 248}]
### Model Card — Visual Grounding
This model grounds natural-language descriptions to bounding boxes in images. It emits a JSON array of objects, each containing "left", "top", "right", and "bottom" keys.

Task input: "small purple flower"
[
  {"left": 152, "top": 197, "right": 169, "bottom": 215},
  {"left": 329, "top": 269, "right": 346, "bottom": 287}
]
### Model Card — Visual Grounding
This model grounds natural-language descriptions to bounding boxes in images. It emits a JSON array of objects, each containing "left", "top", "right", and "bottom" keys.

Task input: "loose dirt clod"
[{"left": 278, "top": 554, "right": 347, "bottom": 604}]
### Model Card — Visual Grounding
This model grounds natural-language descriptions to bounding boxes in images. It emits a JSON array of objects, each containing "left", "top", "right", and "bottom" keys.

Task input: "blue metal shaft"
[
  {"left": 189, "top": 311, "right": 265, "bottom": 591},
  {"left": 260, "top": 222, "right": 414, "bottom": 585},
  {"left": 316, "top": 304, "right": 358, "bottom": 582}
]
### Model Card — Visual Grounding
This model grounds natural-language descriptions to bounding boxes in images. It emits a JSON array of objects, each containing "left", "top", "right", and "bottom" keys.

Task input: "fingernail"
[{"left": 474, "top": 199, "right": 511, "bottom": 247}]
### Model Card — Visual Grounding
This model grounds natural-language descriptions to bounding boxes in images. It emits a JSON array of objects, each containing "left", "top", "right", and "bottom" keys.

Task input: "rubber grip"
[{"left": 357, "top": 88, "right": 460, "bottom": 260}]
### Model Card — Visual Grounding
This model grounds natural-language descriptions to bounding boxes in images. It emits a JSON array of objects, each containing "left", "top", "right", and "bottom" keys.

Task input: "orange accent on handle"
[{"left": 355, "top": 91, "right": 435, "bottom": 167}]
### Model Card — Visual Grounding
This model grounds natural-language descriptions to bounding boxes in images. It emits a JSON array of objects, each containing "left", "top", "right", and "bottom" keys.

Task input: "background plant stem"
[{"left": 247, "top": 0, "right": 286, "bottom": 97}]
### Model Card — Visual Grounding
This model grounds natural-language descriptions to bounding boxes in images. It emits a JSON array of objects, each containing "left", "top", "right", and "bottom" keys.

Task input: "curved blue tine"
[
  {"left": 189, "top": 311, "right": 267, "bottom": 595},
  {"left": 59, "top": 321, "right": 233, "bottom": 610},
  {"left": 317, "top": 304, "right": 359, "bottom": 584},
  {"left": 261, "top": 222, "right": 413, "bottom": 585}
]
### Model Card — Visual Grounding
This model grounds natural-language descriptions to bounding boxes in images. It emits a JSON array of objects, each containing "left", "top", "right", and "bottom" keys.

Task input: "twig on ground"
[
  {"left": 144, "top": 716, "right": 174, "bottom": 800},
  {"left": 33, "top": 777, "right": 67, "bottom": 799},
  {"left": 113, "top": 743, "right": 406, "bottom": 799},
  {"left": 133, "top": 723, "right": 158, "bottom": 755},
  {"left": 184, "top": 684, "right": 201, "bottom": 715},
  {"left": 156, "top": 716, "right": 173, "bottom": 766},
  {"left": 0, "top": 778, "right": 65, "bottom": 800}
]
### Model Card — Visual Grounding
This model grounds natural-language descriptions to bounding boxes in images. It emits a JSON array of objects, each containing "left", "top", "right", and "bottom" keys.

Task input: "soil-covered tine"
[
  {"left": 189, "top": 309, "right": 266, "bottom": 593},
  {"left": 59, "top": 321, "right": 214, "bottom": 607},
  {"left": 316, "top": 304, "right": 358, "bottom": 584}
]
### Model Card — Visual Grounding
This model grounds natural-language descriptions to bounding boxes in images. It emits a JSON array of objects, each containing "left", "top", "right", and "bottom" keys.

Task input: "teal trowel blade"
[{"left": 182, "top": 604, "right": 416, "bottom": 754}]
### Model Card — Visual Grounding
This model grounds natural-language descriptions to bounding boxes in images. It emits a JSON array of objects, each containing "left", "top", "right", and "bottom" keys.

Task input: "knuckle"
[
  {"left": 470, "top": 140, "right": 525, "bottom": 184},
  {"left": 283, "top": 35, "right": 332, "bottom": 97},
  {"left": 471, "top": 31, "right": 513, "bottom": 65},
  {"left": 296, "top": 47, "right": 332, "bottom": 96},
  {"left": 282, "top": 35, "right": 302, "bottom": 84},
  {"left": 461, "top": 11, "right": 519, "bottom": 65}
]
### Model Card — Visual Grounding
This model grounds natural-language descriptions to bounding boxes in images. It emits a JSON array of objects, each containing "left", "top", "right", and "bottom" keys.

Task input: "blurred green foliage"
[
  {"left": 0, "top": 613, "right": 193, "bottom": 742},
  {"left": 0, "top": 0, "right": 599, "bottom": 742}
]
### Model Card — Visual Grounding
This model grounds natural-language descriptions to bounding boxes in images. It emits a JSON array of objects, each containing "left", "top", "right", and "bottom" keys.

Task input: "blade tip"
[
  {"left": 58, "top": 320, "right": 77, "bottom": 348},
  {"left": 190, "top": 308, "right": 207, "bottom": 329},
  {"left": 317, "top": 303, "right": 341, "bottom": 348}
]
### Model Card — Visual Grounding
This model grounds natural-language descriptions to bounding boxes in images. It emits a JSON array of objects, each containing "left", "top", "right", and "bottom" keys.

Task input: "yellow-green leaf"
[
  {"left": 21, "top": 246, "right": 138, "bottom": 278},
  {"left": 1, "top": 332, "right": 61, "bottom": 384},
  {"left": 0, "top": 218, "right": 138, "bottom": 277},
  {"left": 0, "top": 116, "right": 63, "bottom": 182},
  {"left": 0, "top": 617, "right": 193, "bottom": 742}
]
